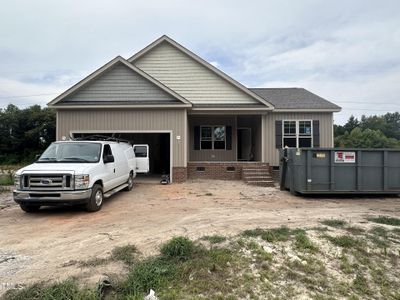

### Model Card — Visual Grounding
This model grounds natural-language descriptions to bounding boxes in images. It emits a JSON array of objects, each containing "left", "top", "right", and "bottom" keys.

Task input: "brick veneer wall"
[
  {"left": 187, "top": 162, "right": 268, "bottom": 180},
  {"left": 172, "top": 167, "right": 187, "bottom": 183}
]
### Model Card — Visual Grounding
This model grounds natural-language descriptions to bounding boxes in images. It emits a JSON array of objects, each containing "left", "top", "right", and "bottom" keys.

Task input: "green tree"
[
  {"left": 335, "top": 127, "right": 400, "bottom": 148},
  {"left": 0, "top": 104, "right": 56, "bottom": 164}
]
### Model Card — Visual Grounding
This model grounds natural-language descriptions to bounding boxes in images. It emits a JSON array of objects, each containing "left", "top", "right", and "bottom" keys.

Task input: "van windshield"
[{"left": 37, "top": 142, "right": 101, "bottom": 163}]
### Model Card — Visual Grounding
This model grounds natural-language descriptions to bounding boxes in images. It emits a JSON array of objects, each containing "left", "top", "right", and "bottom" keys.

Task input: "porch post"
[{"left": 261, "top": 114, "right": 266, "bottom": 162}]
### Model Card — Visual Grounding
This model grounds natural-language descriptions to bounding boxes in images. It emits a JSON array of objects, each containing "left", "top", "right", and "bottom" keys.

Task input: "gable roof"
[
  {"left": 128, "top": 35, "right": 274, "bottom": 109},
  {"left": 249, "top": 88, "right": 341, "bottom": 112},
  {"left": 48, "top": 56, "right": 191, "bottom": 107}
]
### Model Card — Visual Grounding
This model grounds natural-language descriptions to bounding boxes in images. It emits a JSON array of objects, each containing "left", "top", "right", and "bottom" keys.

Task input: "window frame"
[
  {"left": 200, "top": 125, "right": 226, "bottom": 150},
  {"left": 282, "top": 120, "right": 313, "bottom": 148}
]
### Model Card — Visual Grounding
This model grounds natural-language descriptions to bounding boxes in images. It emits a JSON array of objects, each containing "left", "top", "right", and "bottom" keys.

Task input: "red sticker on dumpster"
[{"left": 335, "top": 151, "right": 356, "bottom": 163}]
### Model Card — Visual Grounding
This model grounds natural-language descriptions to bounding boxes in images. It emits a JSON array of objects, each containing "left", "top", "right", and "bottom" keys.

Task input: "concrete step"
[
  {"left": 244, "top": 176, "right": 273, "bottom": 181},
  {"left": 246, "top": 180, "right": 275, "bottom": 187}
]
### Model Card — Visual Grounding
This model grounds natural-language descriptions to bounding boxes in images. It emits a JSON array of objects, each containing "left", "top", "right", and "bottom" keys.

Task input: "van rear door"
[{"left": 133, "top": 144, "right": 150, "bottom": 174}]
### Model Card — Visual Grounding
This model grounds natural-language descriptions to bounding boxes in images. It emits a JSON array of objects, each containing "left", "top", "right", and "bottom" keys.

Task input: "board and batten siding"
[
  {"left": 264, "top": 112, "right": 334, "bottom": 166},
  {"left": 61, "top": 63, "right": 179, "bottom": 103},
  {"left": 133, "top": 42, "right": 259, "bottom": 105},
  {"left": 57, "top": 109, "right": 187, "bottom": 167}
]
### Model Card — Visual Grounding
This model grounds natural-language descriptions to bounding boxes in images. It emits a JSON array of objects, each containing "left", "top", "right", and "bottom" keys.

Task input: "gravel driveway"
[{"left": 1, "top": 180, "right": 399, "bottom": 293}]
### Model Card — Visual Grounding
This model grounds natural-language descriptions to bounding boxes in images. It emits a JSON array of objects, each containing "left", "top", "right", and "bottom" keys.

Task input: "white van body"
[{"left": 13, "top": 140, "right": 149, "bottom": 212}]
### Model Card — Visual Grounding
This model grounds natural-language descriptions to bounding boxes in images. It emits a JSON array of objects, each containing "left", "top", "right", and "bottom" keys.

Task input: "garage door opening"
[{"left": 73, "top": 132, "right": 171, "bottom": 182}]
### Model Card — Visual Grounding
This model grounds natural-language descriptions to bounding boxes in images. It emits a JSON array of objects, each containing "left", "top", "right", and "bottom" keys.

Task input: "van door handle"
[{"left": 114, "top": 169, "right": 115, "bottom": 173}]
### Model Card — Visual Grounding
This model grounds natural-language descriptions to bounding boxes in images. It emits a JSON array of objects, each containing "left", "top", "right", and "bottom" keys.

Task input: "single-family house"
[{"left": 48, "top": 35, "right": 341, "bottom": 183}]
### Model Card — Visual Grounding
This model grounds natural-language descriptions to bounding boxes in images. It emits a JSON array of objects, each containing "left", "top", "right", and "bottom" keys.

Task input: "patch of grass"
[
  {"left": 120, "top": 257, "right": 177, "bottom": 298},
  {"left": 0, "top": 174, "right": 13, "bottom": 185},
  {"left": 160, "top": 236, "right": 196, "bottom": 261},
  {"left": 242, "top": 228, "right": 266, "bottom": 237},
  {"left": 339, "top": 254, "right": 354, "bottom": 274},
  {"left": 111, "top": 244, "right": 138, "bottom": 265},
  {"left": 352, "top": 273, "right": 372, "bottom": 295},
  {"left": 311, "top": 226, "right": 329, "bottom": 232},
  {"left": 369, "top": 226, "right": 388, "bottom": 237},
  {"left": 367, "top": 215, "right": 400, "bottom": 226},
  {"left": 200, "top": 235, "right": 227, "bottom": 244},
  {"left": 79, "top": 257, "right": 109, "bottom": 267},
  {"left": 345, "top": 226, "right": 365, "bottom": 235},
  {"left": 3, "top": 279, "right": 97, "bottom": 300},
  {"left": 320, "top": 219, "right": 347, "bottom": 228},
  {"left": 294, "top": 232, "right": 318, "bottom": 253},
  {"left": 325, "top": 235, "right": 362, "bottom": 248}
]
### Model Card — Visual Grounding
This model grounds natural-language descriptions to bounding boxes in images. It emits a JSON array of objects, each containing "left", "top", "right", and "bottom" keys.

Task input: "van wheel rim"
[
  {"left": 95, "top": 190, "right": 103, "bottom": 206},
  {"left": 128, "top": 176, "right": 133, "bottom": 189}
]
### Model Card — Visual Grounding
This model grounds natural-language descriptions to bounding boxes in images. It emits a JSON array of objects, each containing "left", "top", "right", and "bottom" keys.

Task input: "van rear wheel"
[
  {"left": 20, "top": 204, "right": 41, "bottom": 213},
  {"left": 85, "top": 184, "right": 103, "bottom": 212}
]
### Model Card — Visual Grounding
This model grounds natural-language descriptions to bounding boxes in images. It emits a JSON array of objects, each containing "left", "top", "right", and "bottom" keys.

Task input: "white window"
[
  {"left": 282, "top": 120, "right": 312, "bottom": 148},
  {"left": 200, "top": 126, "right": 226, "bottom": 150}
]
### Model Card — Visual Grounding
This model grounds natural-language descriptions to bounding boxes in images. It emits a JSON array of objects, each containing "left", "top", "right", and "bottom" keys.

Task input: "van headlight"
[
  {"left": 74, "top": 175, "right": 90, "bottom": 190},
  {"left": 14, "top": 175, "right": 21, "bottom": 189}
]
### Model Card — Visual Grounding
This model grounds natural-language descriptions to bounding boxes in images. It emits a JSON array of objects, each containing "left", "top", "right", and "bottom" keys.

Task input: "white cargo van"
[{"left": 13, "top": 138, "right": 149, "bottom": 212}]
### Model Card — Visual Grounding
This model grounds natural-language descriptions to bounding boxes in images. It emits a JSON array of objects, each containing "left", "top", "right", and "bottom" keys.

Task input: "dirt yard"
[{"left": 1, "top": 180, "right": 400, "bottom": 294}]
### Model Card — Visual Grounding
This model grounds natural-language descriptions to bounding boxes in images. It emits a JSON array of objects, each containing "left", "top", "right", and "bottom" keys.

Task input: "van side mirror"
[{"left": 104, "top": 155, "right": 114, "bottom": 163}]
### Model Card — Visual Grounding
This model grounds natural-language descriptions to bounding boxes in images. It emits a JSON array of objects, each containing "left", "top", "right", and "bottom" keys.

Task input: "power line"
[{"left": 0, "top": 93, "right": 59, "bottom": 99}]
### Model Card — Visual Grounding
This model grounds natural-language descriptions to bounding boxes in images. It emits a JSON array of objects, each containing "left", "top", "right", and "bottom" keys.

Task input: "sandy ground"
[{"left": 1, "top": 180, "right": 400, "bottom": 293}]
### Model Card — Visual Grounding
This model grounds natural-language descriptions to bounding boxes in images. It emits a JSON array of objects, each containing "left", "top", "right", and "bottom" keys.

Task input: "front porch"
[
  {"left": 188, "top": 114, "right": 263, "bottom": 163},
  {"left": 187, "top": 114, "right": 273, "bottom": 186}
]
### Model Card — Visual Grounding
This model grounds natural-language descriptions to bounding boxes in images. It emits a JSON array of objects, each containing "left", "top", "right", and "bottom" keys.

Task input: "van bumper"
[{"left": 13, "top": 189, "right": 92, "bottom": 206}]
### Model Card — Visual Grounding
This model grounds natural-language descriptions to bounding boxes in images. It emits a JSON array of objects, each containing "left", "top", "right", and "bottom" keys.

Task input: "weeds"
[
  {"left": 345, "top": 226, "right": 365, "bottom": 235},
  {"left": 321, "top": 219, "right": 347, "bottom": 228},
  {"left": 111, "top": 244, "right": 138, "bottom": 265},
  {"left": 160, "top": 236, "right": 196, "bottom": 261},
  {"left": 3, "top": 279, "right": 97, "bottom": 300},
  {"left": 200, "top": 235, "right": 227, "bottom": 244},
  {"left": 294, "top": 232, "right": 318, "bottom": 253},
  {"left": 367, "top": 215, "right": 400, "bottom": 226},
  {"left": 325, "top": 235, "right": 362, "bottom": 248}
]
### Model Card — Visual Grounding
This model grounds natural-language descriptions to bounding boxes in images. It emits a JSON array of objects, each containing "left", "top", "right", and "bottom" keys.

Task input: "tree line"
[
  {"left": 0, "top": 104, "right": 399, "bottom": 164},
  {"left": 334, "top": 113, "right": 400, "bottom": 148},
  {"left": 0, "top": 104, "right": 55, "bottom": 164}
]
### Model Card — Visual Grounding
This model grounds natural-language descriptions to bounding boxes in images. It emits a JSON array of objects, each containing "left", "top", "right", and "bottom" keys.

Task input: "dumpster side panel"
[
  {"left": 360, "top": 151, "right": 384, "bottom": 191},
  {"left": 388, "top": 152, "right": 400, "bottom": 190}
]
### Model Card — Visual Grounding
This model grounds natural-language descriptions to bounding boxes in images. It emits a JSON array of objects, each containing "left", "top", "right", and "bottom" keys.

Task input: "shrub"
[{"left": 160, "top": 237, "right": 196, "bottom": 261}]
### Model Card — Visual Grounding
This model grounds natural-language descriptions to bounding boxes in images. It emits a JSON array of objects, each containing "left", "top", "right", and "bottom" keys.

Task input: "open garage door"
[{"left": 72, "top": 132, "right": 171, "bottom": 182}]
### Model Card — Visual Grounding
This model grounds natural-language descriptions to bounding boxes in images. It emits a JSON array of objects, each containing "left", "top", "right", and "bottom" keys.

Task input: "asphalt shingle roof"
[{"left": 249, "top": 88, "right": 341, "bottom": 110}]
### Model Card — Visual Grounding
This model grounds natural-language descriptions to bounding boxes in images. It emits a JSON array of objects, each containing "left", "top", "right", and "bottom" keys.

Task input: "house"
[{"left": 48, "top": 35, "right": 341, "bottom": 183}]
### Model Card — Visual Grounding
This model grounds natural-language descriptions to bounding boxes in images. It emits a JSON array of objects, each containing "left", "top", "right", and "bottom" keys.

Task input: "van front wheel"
[
  {"left": 85, "top": 184, "right": 103, "bottom": 212},
  {"left": 20, "top": 204, "right": 40, "bottom": 213},
  {"left": 124, "top": 173, "right": 134, "bottom": 191}
]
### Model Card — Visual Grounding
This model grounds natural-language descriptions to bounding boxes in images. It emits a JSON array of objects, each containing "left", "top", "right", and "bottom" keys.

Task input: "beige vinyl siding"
[
  {"left": 61, "top": 63, "right": 178, "bottom": 103},
  {"left": 189, "top": 115, "right": 237, "bottom": 161},
  {"left": 57, "top": 109, "right": 187, "bottom": 167},
  {"left": 264, "top": 112, "right": 334, "bottom": 166},
  {"left": 133, "top": 41, "right": 258, "bottom": 105}
]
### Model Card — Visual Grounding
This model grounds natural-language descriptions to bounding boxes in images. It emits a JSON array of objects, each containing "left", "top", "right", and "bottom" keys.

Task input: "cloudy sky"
[{"left": 1, "top": 0, "right": 399, "bottom": 124}]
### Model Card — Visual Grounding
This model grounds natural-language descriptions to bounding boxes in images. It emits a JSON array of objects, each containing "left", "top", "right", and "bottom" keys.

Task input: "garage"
[{"left": 72, "top": 131, "right": 171, "bottom": 181}]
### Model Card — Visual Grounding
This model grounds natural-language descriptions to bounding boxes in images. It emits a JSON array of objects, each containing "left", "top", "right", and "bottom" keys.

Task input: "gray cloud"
[{"left": 0, "top": 0, "right": 399, "bottom": 123}]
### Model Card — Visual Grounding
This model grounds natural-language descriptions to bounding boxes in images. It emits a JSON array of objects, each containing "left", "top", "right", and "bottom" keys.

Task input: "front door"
[{"left": 237, "top": 128, "right": 252, "bottom": 161}]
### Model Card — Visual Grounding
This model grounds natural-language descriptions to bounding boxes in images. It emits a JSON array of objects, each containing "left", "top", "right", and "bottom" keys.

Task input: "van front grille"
[{"left": 21, "top": 174, "right": 73, "bottom": 190}]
